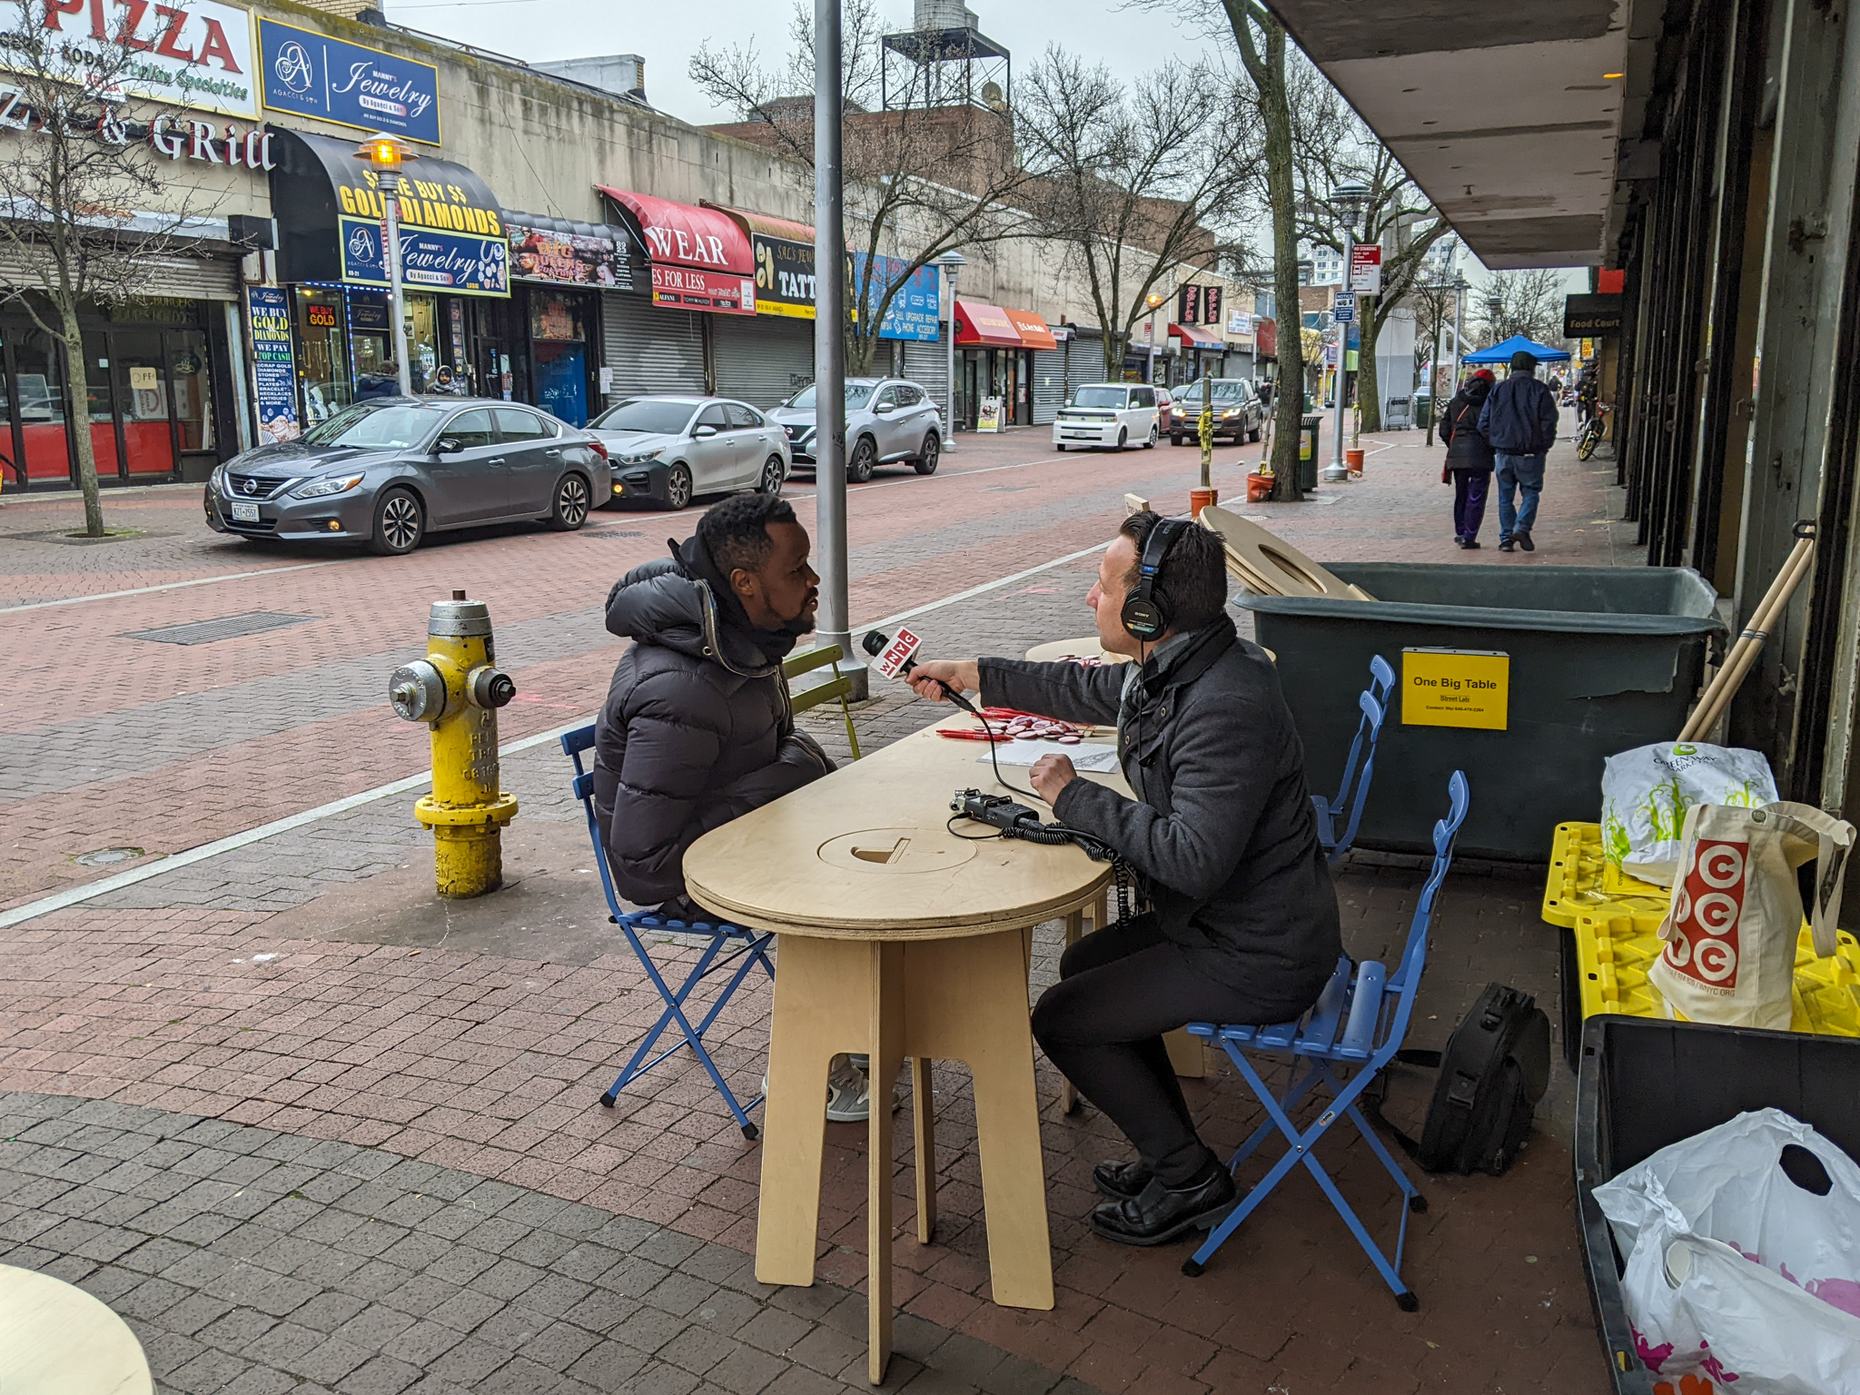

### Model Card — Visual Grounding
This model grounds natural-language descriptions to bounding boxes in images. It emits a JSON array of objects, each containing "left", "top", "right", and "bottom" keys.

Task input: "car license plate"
[{"left": 231, "top": 500, "right": 260, "bottom": 523}]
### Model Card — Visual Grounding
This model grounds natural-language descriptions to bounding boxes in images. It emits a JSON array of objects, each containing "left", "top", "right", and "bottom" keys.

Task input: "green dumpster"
[{"left": 1238, "top": 563, "right": 1724, "bottom": 861}]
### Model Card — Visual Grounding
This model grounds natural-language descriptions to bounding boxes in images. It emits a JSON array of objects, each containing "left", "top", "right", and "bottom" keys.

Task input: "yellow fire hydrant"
[{"left": 388, "top": 590, "right": 519, "bottom": 897}]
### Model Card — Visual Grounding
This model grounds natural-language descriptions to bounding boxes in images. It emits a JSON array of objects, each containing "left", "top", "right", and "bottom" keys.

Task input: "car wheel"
[
  {"left": 1055, "top": 443, "right": 1067, "bottom": 452},
  {"left": 1248, "top": 425, "right": 1262, "bottom": 443},
  {"left": 757, "top": 455, "right": 785, "bottom": 496},
  {"left": 1171, "top": 433, "right": 1185, "bottom": 447},
  {"left": 369, "top": 487, "right": 424, "bottom": 556},
  {"left": 1116, "top": 426, "right": 1129, "bottom": 450},
  {"left": 548, "top": 472, "right": 591, "bottom": 531},
  {"left": 665, "top": 463, "right": 694, "bottom": 510},
  {"left": 849, "top": 437, "right": 876, "bottom": 483},
  {"left": 914, "top": 433, "right": 940, "bottom": 475},
  {"left": 1145, "top": 423, "right": 1159, "bottom": 449}
]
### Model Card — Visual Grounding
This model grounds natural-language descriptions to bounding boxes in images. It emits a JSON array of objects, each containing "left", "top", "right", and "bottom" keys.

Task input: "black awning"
[{"left": 269, "top": 130, "right": 511, "bottom": 297}]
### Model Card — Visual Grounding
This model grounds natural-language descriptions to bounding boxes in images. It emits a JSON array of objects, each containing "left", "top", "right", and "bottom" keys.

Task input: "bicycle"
[{"left": 1575, "top": 404, "right": 1610, "bottom": 461}]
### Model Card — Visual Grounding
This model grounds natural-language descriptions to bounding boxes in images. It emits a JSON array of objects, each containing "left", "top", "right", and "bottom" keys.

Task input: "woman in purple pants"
[{"left": 1438, "top": 368, "right": 1497, "bottom": 549}]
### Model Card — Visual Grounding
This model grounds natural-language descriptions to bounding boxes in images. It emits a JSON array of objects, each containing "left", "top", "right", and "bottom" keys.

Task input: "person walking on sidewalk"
[
  {"left": 1477, "top": 350, "right": 1561, "bottom": 552},
  {"left": 1438, "top": 368, "right": 1497, "bottom": 549}
]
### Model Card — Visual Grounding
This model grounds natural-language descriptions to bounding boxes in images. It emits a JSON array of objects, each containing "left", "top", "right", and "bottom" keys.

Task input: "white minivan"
[{"left": 1053, "top": 383, "right": 1161, "bottom": 451}]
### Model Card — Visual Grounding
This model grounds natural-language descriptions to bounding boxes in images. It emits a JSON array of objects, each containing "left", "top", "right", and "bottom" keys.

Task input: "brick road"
[{"left": 3, "top": 419, "right": 1629, "bottom": 1393}]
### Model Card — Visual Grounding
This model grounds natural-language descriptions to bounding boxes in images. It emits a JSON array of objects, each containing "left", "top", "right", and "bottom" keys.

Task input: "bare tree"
[
  {"left": 1292, "top": 83, "right": 1450, "bottom": 432},
  {"left": 1482, "top": 268, "right": 1567, "bottom": 347},
  {"left": 0, "top": 1, "right": 215, "bottom": 535},
  {"left": 1016, "top": 51, "right": 1259, "bottom": 380},
  {"left": 691, "top": 0, "right": 1042, "bottom": 375}
]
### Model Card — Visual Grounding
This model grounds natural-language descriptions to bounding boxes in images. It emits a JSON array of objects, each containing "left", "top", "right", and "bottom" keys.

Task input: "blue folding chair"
[
  {"left": 1184, "top": 769, "right": 1470, "bottom": 1308},
  {"left": 1310, "top": 654, "right": 1394, "bottom": 865},
  {"left": 562, "top": 724, "right": 775, "bottom": 1140}
]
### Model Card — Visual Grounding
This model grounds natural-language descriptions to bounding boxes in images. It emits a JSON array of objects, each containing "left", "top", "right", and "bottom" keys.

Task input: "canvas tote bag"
[{"left": 1648, "top": 801, "right": 1855, "bottom": 1030}]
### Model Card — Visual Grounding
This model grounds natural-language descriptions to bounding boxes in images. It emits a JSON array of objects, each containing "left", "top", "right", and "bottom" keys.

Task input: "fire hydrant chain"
[{"left": 388, "top": 590, "right": 519, "bottom": 898}]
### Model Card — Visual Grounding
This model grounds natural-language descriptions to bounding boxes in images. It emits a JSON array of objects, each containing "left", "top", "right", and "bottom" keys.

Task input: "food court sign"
[
  {"left": 1, "top": 0, "right": 259, "bottom": 119},
  {"left": 337, "top": 171, "right": 508, "bottom": 297}
]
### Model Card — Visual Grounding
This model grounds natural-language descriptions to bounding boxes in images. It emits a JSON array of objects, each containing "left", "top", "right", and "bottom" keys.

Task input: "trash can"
[
  {"left": 1237, "top": 562, "right": 1724, "bottom": 860},
  {"left": 1414, "top": 392, "right": 1433, "bottom": 431},
  {"left": 1575, "top": 1018, "right": 1860, "bottom": 1393},
  {"left": 1296, "top": 415, "right": 1321, "bottom": 491}
]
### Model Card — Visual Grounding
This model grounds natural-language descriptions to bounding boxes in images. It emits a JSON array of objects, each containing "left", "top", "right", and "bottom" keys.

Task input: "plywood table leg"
[
  {"left": 755, "top": 935, "right": 865, "bottom": 1289},
  {"left": 868, "top": 943, "right": 906, "bottom": 1385},
  {"left": 1164, "top": 1029, "right": 1206, "bottom": 1078},
  {"left": 910, "top": 1057, "right": 936, "bottom": 1245},
  {"left": 1059, "top": 910, "right": 1087, "bottom": 1114}
]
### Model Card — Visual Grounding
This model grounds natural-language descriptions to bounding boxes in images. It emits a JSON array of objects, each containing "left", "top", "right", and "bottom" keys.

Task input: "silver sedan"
[{"left": 589, "top": 396, "right": 791, "bottom": 509}]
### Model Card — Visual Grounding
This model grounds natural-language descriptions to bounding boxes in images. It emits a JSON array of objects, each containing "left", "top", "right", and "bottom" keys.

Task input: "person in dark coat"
[
  {"left": 1438, "top": 368, "right": 1497, "bottom": 548},
  {"left": 1477, "top": 349, "right": 1562, "bottom": 552},
  {"left": 908, "top": 514, "right": 1341, "bottom": 1247}
]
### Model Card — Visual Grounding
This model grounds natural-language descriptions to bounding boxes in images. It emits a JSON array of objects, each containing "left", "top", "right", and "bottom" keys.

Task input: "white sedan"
[{"left": 590, "top": 396, "right": 792, "bottom": 509}]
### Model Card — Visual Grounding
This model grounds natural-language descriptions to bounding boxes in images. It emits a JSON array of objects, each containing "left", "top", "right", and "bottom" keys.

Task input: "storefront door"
[{"left": 294, "top": 287, "right": 350, "bottom": 425}]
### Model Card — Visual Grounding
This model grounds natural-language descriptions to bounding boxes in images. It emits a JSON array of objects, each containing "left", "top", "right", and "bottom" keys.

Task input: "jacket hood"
[{"left": 603, "top": 534, "right": 800, "bottom": 677}]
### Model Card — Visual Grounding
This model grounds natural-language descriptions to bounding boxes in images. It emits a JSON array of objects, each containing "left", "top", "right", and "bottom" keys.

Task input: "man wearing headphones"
[{"left": 908, "top": 512, "right": 1340, "bottom": 1246}]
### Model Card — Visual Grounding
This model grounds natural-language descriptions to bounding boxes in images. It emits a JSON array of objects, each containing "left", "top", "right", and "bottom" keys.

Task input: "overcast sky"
[{"left": 380, "top": 0, "right": 1210, "bottom": 128}]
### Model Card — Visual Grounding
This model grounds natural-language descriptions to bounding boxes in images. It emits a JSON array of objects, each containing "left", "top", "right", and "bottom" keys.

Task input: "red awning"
[
  {"left": 598, "top": 185, "right": 756, "bottom": 315},
  {"left": 1170, "top": 322, "right": 1225, "bottom": 350},
  {"left": 954, "top": 299, "right": 1023, "bottom": 347},
  {"left": 1003, "top": 307, "right": 1058, "bottom": 350}
]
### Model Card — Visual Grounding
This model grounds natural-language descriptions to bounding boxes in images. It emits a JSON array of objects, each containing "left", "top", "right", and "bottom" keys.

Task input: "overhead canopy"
[
  {"left": 1004, "top": 307, "right": 1058, "bottom": 351},
  {"left": 1263, "top": 2, "right": 1631, "bottom": 268},
  {"left": 954, "top": 299, "right": 1022, "bottom": 347},
  {"left": 270, "top": 129, "right": 510, "bottom": 296},
  {"left": 1464, "top": 334, "right": 1573, "bottom": 364},
  {"left": 597, "top": 186, "right": 756, "bottom": 315},
  {"left": 1170, "top": 323, "right": 1224, "bottom": 351}
]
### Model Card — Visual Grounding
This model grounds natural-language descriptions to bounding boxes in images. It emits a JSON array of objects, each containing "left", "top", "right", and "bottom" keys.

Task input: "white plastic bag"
[
  {"left": 1649, "top": 801, "right": 1855, "bottom": 1030},
  {"left": 1594, "top": 1109, "right": 1860, "bottom": 1393},
  {"left": 1601, "top": 742, "right": 1777, "bottom": 886}
]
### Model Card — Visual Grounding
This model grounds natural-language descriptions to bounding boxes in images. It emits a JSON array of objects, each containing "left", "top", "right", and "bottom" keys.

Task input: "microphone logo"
[{"left": 863, "top": 628, "right": 922, "bottom": 681}]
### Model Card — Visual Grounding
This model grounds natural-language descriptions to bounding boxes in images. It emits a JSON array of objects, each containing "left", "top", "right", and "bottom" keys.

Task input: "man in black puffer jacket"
[{"left": 594, "top": 493, "right": 832, "bottom": 914}]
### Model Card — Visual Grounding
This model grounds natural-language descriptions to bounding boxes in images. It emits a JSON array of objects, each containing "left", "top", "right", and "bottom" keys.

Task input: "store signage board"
[
  {"left": 1, "top": 0, "right": 259, "bottom": 118},
  {"left": 1228, "top": 312, "right": 1253, "bottom": 336},
  {"left": 1176, "top": 284, "right": 1203, "bottom": 325},
  {"left": 1401, "top": 648, "right": 1510, "bottom": 731},
  {"left": 341, "top": 218, "right": 509, "bottom": 297},
  {"left": 1564, "top": 293, "right": 1623, "bottom": 338},
  {"left": 855, "top": 253, "right": 940, "bottom": 342},
  {"left": 509, "top": 221, "right": 633, "bottom": 289},
  {"left": 752, "top": 233, "right": 817, "bottom": 318},
  {"left": 1203, "top": 285, "right": 1223, "bottom": 328},
  {"left": 1349, "top": 245, "right": 1382, "bottom": 295},
  {"left": 651, "top": 264, "right": 753, "bottom": 315},
  {"left": 258, "top": 18, "right": 440, "bottom": 144},
  {"left": 245, "top": 286, "right": 301, "bottom": 444},
  {"left": 0, "top": 87, "right": 275, "bottom": 170}
]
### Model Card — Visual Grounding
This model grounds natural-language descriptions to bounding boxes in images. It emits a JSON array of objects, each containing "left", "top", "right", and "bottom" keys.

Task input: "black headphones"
[{"left": 1121, "top": 517, "right": 1189, "bottom": 642}]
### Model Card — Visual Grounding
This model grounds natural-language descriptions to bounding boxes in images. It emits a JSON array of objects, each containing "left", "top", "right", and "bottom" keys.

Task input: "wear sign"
[
  {"left": 651, "top": 265, "right": 753, "bottom": 315},
  {"left": 1664, "top": 839, "right": 1748, "bottom": 992},
  {"left": 5, "top": 0, "right": 259, "bottom": 118},
  {"left": 1400, "top": 648, "right": 1509, "bottom": 731},
  {"left": 258, "top": 19, "right": 440, "bottom": 144},
  {"left": 871, "top": 628, "right": 922, "bottom": 681},
  {"left": 752, "top": 233, "right": 817, "bottom": 318},
  {"left": 245, "top": 286, "right": 300, "bottom": 444},
  {"left": 1349, "top": 245, "right": 1383, "bottom": 295}
]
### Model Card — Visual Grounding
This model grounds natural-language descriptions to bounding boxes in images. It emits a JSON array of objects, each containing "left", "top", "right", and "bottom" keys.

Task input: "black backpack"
[{"left": 1371, "top": 982, "right": 1552, "bottom": 1176}]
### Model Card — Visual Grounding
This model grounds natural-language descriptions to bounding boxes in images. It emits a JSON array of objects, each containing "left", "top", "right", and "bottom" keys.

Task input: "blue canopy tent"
[{"left": 1464, "top": 333, "right": 1572, "bottom": 364}]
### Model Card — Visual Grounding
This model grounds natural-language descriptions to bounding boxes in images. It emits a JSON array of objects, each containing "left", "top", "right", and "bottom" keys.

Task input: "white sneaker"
[{"left": 825, "top": 1053, "right": 871, "bottom": 1123}]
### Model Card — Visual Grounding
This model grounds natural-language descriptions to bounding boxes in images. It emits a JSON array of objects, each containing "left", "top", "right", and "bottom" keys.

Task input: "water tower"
[{"left": 881, "top": 0, "right": 1011, "bottom": 113}]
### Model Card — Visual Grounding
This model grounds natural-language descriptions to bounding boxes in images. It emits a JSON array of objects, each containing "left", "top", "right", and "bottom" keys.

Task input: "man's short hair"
[
  {"left": 1118, "top": 511, "right": 1229, "bottom": 634},
  {"left": 1509, "top": 350, "right": 1538, "bottom": 373},
  {"left": 697, "top": 494, "right": 799, "bottom": 575}
]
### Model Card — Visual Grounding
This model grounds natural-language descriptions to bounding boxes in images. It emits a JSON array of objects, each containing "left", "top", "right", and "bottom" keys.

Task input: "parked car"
[
  {"left": 588, "top": 395, "right": 790, "bottom": 509},
  {"left": 1170, "top": 378, "right": 1264, "bottom": 445},
  {"left": 1052, "top": 383, "right": 1160, "bottom": 451},
  {"left": 203, "top": 397, "right": 609, "bottom": 555},
  {"left": 767, "top": 377, "right": 942, "bottom": 482},
  {"left": 1156, "top": 385, "right": 1174, "bottom": 433}
]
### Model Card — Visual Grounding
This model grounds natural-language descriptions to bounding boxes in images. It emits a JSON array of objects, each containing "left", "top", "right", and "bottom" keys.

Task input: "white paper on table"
[{"left": 978, "top": 739, "right": 1121, "bottom": 772}]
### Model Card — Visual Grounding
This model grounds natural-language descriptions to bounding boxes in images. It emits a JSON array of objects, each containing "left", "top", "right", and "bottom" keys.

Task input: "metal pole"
[
  {"left": 812, "top": 0, "right": 849, "bottom": 661},
  {"left": 1425, "top": 295, "right": 1444, "bottom": 447},
  {"left": 381, "top": 169, "right": 412, "bottom": 396},
  {"left": 943, "top": 272, "right": 957, "bottom": 449},
  {"left": 1449, "top": 281, "right": 1464, "bottom": 391},
  {"left": 1324, "top": 224, "right": 1354, "bottom": 482},
  {"left": 1147, "top": 308, "right": 1158, "bottom": 383}
]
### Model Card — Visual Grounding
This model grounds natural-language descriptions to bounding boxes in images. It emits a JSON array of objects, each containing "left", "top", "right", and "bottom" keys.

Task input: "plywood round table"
[
  {"left": 685, "top": 715, "right": 1119, "bottom": 1384},
  {"left": 0, "top": 1264, "right": 153, "bottom": 1394}
]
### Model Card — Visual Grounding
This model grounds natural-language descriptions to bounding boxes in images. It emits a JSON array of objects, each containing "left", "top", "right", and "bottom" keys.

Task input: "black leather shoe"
[
  {"left": 1090, "top": 1167, "right": 1237, "bottom": 1247},
  {"left": 1092, "top": 1158, "right": 1153, "bottom": 1201},
  {"left": 1516, "top": 532, "right": 1536, "bottom": 552}
]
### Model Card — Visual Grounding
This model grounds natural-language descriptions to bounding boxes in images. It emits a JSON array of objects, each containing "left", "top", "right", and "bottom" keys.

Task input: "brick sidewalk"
[{"left": 2, "top": 421, "right": 1630, "bottom": 1394}]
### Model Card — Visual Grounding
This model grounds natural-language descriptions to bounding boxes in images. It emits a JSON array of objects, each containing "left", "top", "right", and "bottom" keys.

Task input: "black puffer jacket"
[
  {"left": 978, "top": 616, "right": 1341, "bottom": 1013},
  {"left": 1440, "top": 377, "right": 1496, "bottom": 473},
  {"left": 592, "top": 535, "right": 833, "bottom": 909}
]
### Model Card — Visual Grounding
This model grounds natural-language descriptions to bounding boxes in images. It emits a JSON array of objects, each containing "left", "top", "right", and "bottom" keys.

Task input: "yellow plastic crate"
[
  {"left": 1574, "top": 906, "right": 1860, "bottom": 1036},
  {"left": 1543, "top": 822, "right": 1669, "bottom": 929}
]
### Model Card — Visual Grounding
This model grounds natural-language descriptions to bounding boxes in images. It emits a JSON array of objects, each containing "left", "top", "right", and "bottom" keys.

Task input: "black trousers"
[{"left": 1031, "top": 914, "right": 1303, "bottom": 1187}]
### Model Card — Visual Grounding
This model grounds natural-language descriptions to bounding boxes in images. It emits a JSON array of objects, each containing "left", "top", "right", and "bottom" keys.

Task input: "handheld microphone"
[{"left": 861, "top": 628, "right": 974, "bottom": 710}]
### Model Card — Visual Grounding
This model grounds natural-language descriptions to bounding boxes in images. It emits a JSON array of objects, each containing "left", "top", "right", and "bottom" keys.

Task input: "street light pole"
[
  {"left": 935, "top": 250, "right": 965, "bottom": 450},
  {"left": 812, "top": 0, "right": 849, "bottom": 661},
  {"left": 1145, "top": 291, "right": 1165, "bottom": 384},
  {"left": 1324, "top": 181, "right": 1367, "bottom": 483},
  {"left": 356, "top": 133, "right": 417, "bottom": 397},
  {"left": 1448, "top": 273, "right": 1466, "bottom": 389}
]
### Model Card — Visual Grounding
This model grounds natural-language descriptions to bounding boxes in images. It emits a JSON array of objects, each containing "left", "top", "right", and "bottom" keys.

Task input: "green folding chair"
[{"left": 783, "top": 644, "right": 863, "bottom": 760}]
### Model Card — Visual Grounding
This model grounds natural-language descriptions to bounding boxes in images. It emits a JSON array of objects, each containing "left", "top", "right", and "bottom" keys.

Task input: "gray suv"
[
  {"left": 767, "top": 377, "right": 943, "bottom": 482},
  {"left": 1170, "top": 378, "right": 1264, "bottom": 445}
]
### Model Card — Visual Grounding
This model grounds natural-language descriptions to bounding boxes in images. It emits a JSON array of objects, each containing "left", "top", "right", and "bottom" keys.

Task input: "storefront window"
[
  {"left": 169, "top": 330, "right": 213, "bottom": 459},
  {"left": 113, "top": 326, "right": 178, "bottom": 476},
  {"left": 295, "top": 287, "right": 351, "bottom": 424},
  {"left": 11, "top": 324, "right": 69, "bottom": 483},
  {"left": 405, "top": 293, "right": 442, "bottom": 394},
  {"left": 80, "top": 330, "right": 122, "bottom": 479},
  {"left": 348, "top": 293, "right": 391, "bottom": 386}
]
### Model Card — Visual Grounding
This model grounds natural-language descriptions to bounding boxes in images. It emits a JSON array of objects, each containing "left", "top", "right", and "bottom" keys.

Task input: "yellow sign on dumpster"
[{"left": 1401, "top": 648, "right": 1510, "bottom": 731}]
